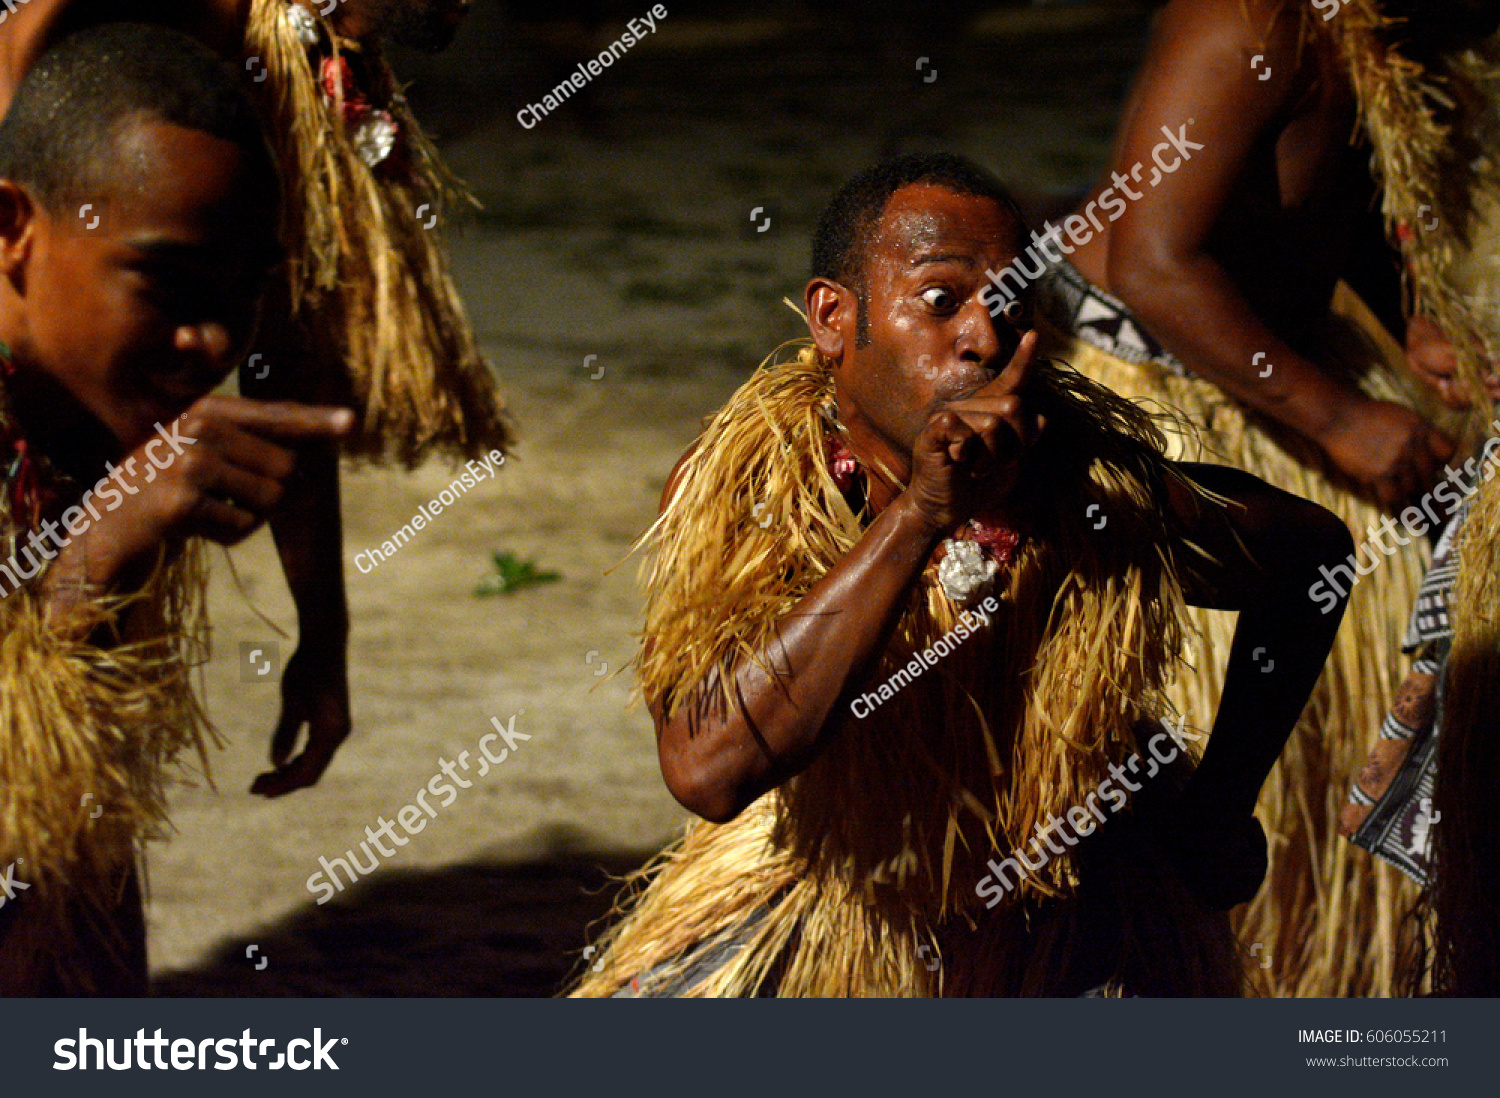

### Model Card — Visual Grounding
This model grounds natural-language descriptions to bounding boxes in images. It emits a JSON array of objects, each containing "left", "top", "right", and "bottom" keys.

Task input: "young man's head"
[
  {"left": 0, "top": 23, "right": 281, "bottom": 453},
  {"left": 360, "top": 0, "right": 475, "bottom": 52},
  {"left": 807, "top": 153, "right": 1032, "bottom": 466}
]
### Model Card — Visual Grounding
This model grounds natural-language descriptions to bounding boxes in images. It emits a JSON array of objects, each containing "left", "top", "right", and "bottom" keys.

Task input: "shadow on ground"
[{"left": 151, "top": 828, "right": 657, "bottom": 998}]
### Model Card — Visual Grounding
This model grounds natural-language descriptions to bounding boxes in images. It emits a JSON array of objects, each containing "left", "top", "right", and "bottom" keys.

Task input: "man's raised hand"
[
  {"left": 77, "top": 396, "right": 354, "bottom": 588},
  {"left": 904, "top": 330, "right": 1044, "bottom": 535},
  {"left": 170, "top": 397, "right": 356, "bottom": 545}
]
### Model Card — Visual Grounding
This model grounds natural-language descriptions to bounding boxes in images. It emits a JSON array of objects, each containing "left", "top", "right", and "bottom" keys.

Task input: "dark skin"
[
  {"left": 1407, "top": 314, "right": 1500, "bottom": 411},
  {"left": 1068, "top": 0, "right": 1500, "bottom": 514},
  {"left": 654, "top": 185, "right": 1353, "bottom": 909},
  {"left": 0, "top": 117, "right": 351, "bottom": 994},
  {"left": 0, "top": 0, "right": 474, "bottom": 796}
]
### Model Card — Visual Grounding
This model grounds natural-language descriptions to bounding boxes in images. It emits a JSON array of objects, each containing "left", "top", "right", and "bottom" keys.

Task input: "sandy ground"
[{"left": 146, "top": 2, "right": 1155, "bottom": 996}]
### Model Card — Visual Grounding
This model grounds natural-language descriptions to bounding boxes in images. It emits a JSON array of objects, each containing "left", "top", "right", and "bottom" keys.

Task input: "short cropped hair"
[
  {"left": 0, "top": 22, "right": 279, "bottom": 215},
  {"left": 811, "top": 153, "right": 1023, "bottom": 342},
  {"left": 812, "top": 153, "right": 1023, "bottom": 288}
]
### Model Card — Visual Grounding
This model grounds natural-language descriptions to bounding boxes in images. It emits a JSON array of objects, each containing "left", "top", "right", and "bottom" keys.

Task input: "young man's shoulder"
[
  {"left": 0, "top": 0, "right": 66, "bottom": 106},
  {"left": 0, "top": 0, "right": 253, "bottom": 106}
]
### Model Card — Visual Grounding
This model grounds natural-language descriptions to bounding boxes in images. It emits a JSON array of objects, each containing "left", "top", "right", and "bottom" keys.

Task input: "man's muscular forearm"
[
  {"left": 268, "top": 441, "right": 348, "bottom": 642},
  {"left": 1170, "top": 462, "right": 1355, "bottom": 819},
  {"left": 1114, "top": 252, "right": 1359, "bottom": 440},
  {"left": 654, "top": 493, "right": 943, "bottom": 824}
]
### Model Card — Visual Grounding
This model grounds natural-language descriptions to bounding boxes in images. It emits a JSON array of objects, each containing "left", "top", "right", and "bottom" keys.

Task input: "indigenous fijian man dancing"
[
  {"left": 0, "top": 0, "right": 512, "bottom": 799},
  {"left": 0, "top": 24, "right": 352, "bottom": 993},
  {"left": 573, "top": 155, "right": 1353, "bottom": 997},
  {"left": 1025, "top": 0, "right": 1500, "bottom": 997}
]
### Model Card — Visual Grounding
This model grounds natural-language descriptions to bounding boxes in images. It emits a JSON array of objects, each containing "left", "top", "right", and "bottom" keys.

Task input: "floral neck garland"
[
  {"left": 286, "top": 2, "right": 400, "bottom": 170},
  {"left": 826, "top": 433, "right": 1025, "bottom": 606}
]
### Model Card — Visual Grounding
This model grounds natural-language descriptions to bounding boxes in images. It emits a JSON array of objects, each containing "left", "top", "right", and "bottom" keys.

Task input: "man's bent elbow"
[
  {"left": 1297, "top": 501, "right": 1356, "bottom": 573},
  {"left": 659, "top": 741, "right": 749, "bottom": 825},
  {"left": 1107, "top": 245, "right": 1193, "bottom": 330},
  {"left": 1288, "top": 505, "right": 1356, "bottom": 617}
]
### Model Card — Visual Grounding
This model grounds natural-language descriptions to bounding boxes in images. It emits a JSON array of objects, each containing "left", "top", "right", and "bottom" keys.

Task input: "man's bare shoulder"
[
  {"left": 1124, "top": 0, "right": 1322, "bottom": 132},
  {"left": 1154, "top": 0, "right": 1310, "bottom": 72}
]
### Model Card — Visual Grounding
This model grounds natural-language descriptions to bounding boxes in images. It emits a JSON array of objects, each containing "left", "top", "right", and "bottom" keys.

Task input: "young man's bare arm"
[
  {"left": 38, "top": 396, "right": 353, "bottom": 638},
  {"left": 650, "top": 480, "right": 944, "bottom": 824},
  {"left": 1090, "top": 0, "right": 1451, "bottom": 511}
]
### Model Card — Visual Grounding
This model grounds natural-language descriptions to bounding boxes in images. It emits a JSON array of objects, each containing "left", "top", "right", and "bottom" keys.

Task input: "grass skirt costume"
[
  {"left": 572, "top": 343, "right": 1242, "bottom": 998},
  {"left": 1400, "top": 175, "right": 1500, "bottom": 996},
  {"left": 0, "top": 356, "right": 214, "bottom": 993},
  {"left": 1435, "top": 474, "right": 1500, "bottom": 993},
  {"left": 1032, "top": 2, "right": 1500, "bottom": 999},
  {"left": 1356, "top": 6, "right": 1500, "bottom": 995},
  {"left": 243, "top": 0, "right": 512, "bottom": 467}
]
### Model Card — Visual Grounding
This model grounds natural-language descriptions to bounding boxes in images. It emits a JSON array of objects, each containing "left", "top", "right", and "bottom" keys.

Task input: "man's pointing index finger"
[{"left": 216, "top": 400, "right": 357, "bottom": 440}]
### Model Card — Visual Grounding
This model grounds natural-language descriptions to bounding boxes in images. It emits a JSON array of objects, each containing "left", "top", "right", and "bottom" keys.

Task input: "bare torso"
[
  {"left": 1060, "top": 0, "right": 1452, "bottom": 510},
  {"left": 1071, "top": 6, "right": 1373, "bottom": 347}
]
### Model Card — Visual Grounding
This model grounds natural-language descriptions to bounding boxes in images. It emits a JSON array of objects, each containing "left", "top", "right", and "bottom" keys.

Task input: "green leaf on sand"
[{"left": 475, "top": 550, "right": 562, "bottom": 597}]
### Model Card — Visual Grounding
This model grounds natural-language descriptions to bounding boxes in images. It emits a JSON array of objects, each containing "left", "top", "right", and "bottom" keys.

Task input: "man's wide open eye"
[{"left": 920, "top": 286, "right": 956, "bottom": 311}]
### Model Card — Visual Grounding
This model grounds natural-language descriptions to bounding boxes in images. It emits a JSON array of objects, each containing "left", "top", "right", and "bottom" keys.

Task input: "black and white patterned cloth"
[
  {"left": 1403, "top": 508, "right": 1464, "bottom": 647},
  {"left": 1346, "top": 502, "right": 1470, "bottom": 885},
  {"left": 1037, "top": 258, "right": 1189, "bottom": 376}
]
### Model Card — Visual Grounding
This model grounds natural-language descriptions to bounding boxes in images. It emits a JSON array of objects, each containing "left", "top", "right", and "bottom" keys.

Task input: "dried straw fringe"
[
  {"left": 1044, "top": 289, "right": 1437, "bottom": 998},
  {"left": 245, "top": 0, "right": 512, "bottom": 467},
  {"left": 1324, "top": 3, "right": 1500, "bottom": 416},
  {"left": 0, "top": 543, "right": 216, "bottom": 975},
  {"left": 1434, "top": 471, "right": 1500, "bottom": 994},
  {"left": 1320, "top": 5, "right": 1500, "bottom": 995},
  {"left": 576, "top": 343, "right": 1227, "bottom": 996},
  {"left": 1320, "top": 0, "right": 1500, "bottom": 998}
]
